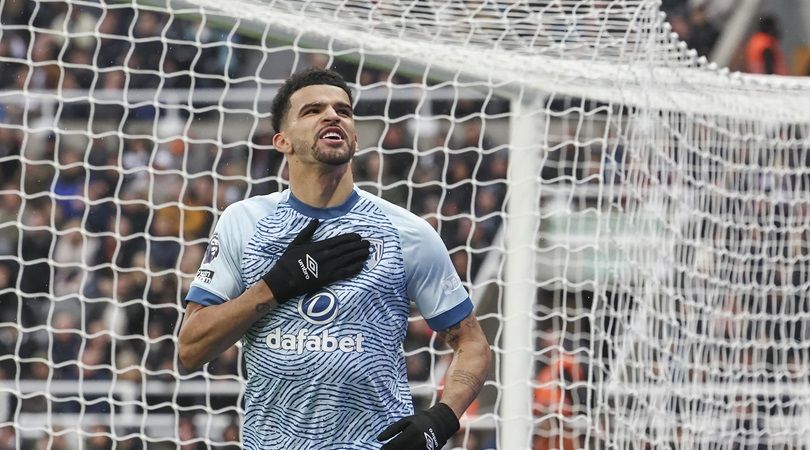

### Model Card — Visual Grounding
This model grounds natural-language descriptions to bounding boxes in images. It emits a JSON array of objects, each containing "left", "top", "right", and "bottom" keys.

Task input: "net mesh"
[{"left": 0, "top": 0, "right": 809, "bottom": 449}]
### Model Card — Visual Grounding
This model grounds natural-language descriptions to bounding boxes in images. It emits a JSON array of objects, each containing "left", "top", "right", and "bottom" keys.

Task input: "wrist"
[
  {"left": 262, "top": 269, "right": 291, "bottom": 303},
  {"left": 248, "top": 281, "right": 279, "bottom": 313},
  {"left": 428, "top": 402, "right": 460, "bottom": 438},
  {"left": 437, "top": 401, "right": 462, "bottom": 420}
]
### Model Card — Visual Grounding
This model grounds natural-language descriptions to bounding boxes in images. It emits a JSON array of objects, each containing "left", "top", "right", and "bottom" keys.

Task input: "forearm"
[
  {"left": 437, "top": 314, "right": 491, "bottom": 418},
  {"left": 440, "top": 338, "right": 491, "bottom": 418},
  {"left": 178, "top": 282, "right": 277, "bottom": 369}
]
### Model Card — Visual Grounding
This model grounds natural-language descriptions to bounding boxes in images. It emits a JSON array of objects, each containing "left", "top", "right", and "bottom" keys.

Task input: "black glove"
[
  {"left": 262, "top": 219, "right": 369, "bottom": 302},
  {"left": 377, "top": 403, "right": 459, "bottom": 450}
]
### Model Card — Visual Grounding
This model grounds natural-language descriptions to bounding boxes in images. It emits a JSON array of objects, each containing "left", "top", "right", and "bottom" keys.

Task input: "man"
[
  {"left": 178, "top": 69, "right": 491, "bottom": 450},
  {"left": 745, "top": 16, "right": 789, "bottom": 75}
]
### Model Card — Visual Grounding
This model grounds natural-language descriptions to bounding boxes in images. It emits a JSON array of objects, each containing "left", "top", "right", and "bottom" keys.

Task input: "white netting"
[{"left": 0, "top": 0, "right": 809, "bottom": 449}]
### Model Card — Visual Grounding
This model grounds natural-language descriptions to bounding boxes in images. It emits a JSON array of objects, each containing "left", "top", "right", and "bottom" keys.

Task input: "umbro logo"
[
  {"left": 297, "top": 254, "right": 319, "bottom": 279},
  {"left": 424, "top": 429, "right": 438, "bottom": 450},
  {"left": 306, "top": 254, "right": 319, "bottom": 278}
]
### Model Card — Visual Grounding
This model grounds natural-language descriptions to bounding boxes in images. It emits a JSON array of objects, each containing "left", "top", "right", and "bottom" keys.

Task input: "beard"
[{"left": 294, "top": 136, "right": 356, "bottom": 166}]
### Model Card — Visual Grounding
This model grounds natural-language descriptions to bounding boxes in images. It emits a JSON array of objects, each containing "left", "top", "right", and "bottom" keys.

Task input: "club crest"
[{"left": 364, "top": 238, "right": 384, "bottom": 271}]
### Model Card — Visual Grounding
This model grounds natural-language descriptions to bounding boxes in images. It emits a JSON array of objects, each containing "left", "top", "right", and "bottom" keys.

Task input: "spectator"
[
  {"left": 26, "top": 34, "right": 61, "bottom": 90},
  {"left": 217, "top": 417, "right": 241, "bottom": 450},
  {"left": 0, "top": 0, "right": 36, "bottom": 27},
  {"left": 64, "top": 47, "right": 95, "bottom": 90},
  {"left": 85, "top": 178, "right": 116, "bottom": 234},
  {"left": 95, "top": 9, "right": 128, "bottom": 68},
  {"left": 533, "top": 331, "right": 586, "bottom": 450},
  {"left": 0, "top": 190, "right": 21, "bottom": 256},
  {"left": 145, "top": 321, "right": 175, "bottom": 376},
  {"left": 33, "top": 427, "right": 76, "bottom": 450},
  {"left": 18, "top": 202, "right": 53, "bottom": 297},
  {"left": 404, "top": 317, "right": 434, "bottom": 383},
  {"left": 50, "top": 311, "right": 81, "bottom": 380},
  {"left": 52, "top": 218, "right": 99, "bottom": 298},
  {"left": 249, "top": 130, "right": 286, "bottom": 195},
  {"left": 116, "top": 348, "right": 143, "bottom": 383},
  {"left": 0, "top": 33, "right": 26, "bottom": 90},
  {"left": 0, "top": 309, "right": 17, "bottom": 381},
  {"left": 0, "top": 426, "right": 16, "bottom": 450},
  {"left": 122, "top": 138, "right": 152, "bottom": 182},
  {"left": 83, "top": 319, "right": 112, "bottom": 371},
  {"left": 53, "top": 149, "right": 87, "bottom": 220},
  {"left": 19, "top": 353, "right": 50, "bottom": 413},
  {"left": 147, "top": 212, "right": 181, "bottom": 270},
  {"left": 686, "top": 5, "right": 719, "bottom": 58},
  {"left": 179, "top": 243, "right": 205, "bottom": 292},
  {"left": 0, "top": 128, "right": 21, "bottom": 181},
  {"left": 728, "top": 396, "right": 767, "bottom": 450},
  {"left": 745, "top": 16, "right": 789, "bottom": 75},
  {"left": 95, "top": 69, "right": 128, "bottom": 121},
  {"left": 132, "top": 11, "right": 164, "bottom": 71},
  {"left": 84, "top": 425, "right": 113, "bottom": 450},
  {"left": 668, "top": 12, "right": 692, "bottom": 46},
  {"left": 183, "top": 178, "right": 215, "bottom": 239},
  {"left": 379, "top": 122, "right": 415, "bottom": 180},
  {"left": 48, "top": 4, "right": 97, "bottom": 51},
  {"left": 177, "top": 416, "right": 206, "bottom": 450}
]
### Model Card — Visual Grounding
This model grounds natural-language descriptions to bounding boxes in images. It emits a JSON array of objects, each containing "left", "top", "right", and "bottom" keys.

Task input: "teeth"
[{"left": 323, "top": 132, "right": 341, "bottom": 139}]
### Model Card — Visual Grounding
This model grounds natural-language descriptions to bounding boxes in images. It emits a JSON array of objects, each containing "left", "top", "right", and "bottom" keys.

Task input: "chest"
[{"left": 240, "top": 209, "right": 405, "bottom": 290}]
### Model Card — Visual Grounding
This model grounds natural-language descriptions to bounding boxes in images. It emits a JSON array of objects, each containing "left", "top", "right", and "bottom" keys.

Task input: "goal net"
[{"left": 1, "top": 0, "right": 809, "bottom": 449}]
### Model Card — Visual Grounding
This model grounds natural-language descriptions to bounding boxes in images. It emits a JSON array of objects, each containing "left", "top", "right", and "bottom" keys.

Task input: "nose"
[{"left": 322, "top": 105, "right": 341, "bottom": 122}]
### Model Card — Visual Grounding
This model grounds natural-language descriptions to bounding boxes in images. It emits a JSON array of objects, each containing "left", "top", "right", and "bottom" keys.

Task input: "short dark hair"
[
  {"left": 759, "top": 16, "right": 779, "bottom": 37},
  {"left": 270, "top": 68, "right": 353, "bottom": 133}
]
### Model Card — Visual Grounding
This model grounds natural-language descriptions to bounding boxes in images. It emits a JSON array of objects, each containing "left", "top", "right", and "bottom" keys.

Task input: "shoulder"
[
  {"left": 355, "top": 189, "right": 436, "bottom": 239},
  {"left": 225, "top": 192, "right": 285, "bottom": 213},
  {"left": 219, "top": 192, "right": 286, "bottom": 223}
]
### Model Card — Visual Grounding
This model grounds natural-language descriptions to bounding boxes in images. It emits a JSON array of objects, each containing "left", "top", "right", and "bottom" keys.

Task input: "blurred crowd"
[
  {"left": 661, "top": 0, "right": 721, "bottom": 60},
  {"left": 1, "top": 1, "right": 808, "bottom": 450},
  {"left": 663, "top": 0, "right": 809, "bottom": 76},
  {"left": 0, "top": 2, "right": 507, "bottom": 449}
]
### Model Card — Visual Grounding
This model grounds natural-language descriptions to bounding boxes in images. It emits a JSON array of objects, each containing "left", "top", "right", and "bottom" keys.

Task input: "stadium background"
[{"left": 0, "top": 0, "right": 809, "bottom": 449}]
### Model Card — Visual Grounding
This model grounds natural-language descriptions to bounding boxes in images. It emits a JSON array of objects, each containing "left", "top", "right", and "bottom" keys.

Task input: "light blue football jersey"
[{"left": 186, "top": 187, "right": 473, "bottom": 450}]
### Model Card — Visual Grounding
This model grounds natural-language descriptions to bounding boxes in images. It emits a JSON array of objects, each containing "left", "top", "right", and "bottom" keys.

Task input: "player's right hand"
[
  {"left": 377, "top": 403, "right": 460, "bottom": 450},
  {"left": 262, "top": 218, "right": 369, "bottom": 303}
]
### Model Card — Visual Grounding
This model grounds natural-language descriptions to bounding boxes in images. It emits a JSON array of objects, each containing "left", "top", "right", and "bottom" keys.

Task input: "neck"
[{"left": 289, "top": 163, "right": 355, "bottom": 208}]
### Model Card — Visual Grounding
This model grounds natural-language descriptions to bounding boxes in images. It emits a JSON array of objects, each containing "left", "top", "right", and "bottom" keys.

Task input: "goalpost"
[{"left": 1, "top": 0, "right": 810, "bottom": 449}]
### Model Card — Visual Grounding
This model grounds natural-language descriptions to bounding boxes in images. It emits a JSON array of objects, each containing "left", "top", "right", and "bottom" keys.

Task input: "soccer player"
[{"left": 178, "top": 68, "right": 491, "bottom": 450}]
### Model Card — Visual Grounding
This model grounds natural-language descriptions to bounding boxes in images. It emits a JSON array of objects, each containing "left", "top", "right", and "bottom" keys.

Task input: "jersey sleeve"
[
  {"left": 402, "top": 219, "right": 473, "bottom": 331},
  {"left": 185, "top": 204, "right": 246, "bottom": 306}
]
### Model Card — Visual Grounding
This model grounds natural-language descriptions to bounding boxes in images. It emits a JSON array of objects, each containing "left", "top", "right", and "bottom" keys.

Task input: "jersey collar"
[{"left": 286, "top": 188, "right": 360, "bottom": 219}]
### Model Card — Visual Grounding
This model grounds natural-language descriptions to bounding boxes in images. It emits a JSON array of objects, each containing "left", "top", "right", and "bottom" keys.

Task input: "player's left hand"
[{"left": 377, "top": 403, "right": 459, "bottom": 450}]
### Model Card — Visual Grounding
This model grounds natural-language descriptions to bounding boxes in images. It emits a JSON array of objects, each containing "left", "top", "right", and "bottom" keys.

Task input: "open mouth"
[{"left": 318, "top": 127, "right": 346, "bottom": 144}]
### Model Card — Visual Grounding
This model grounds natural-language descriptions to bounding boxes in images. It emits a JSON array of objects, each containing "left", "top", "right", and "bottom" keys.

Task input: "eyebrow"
[{"left": 297, "top": 101, "right": 353, "bottom": 115}]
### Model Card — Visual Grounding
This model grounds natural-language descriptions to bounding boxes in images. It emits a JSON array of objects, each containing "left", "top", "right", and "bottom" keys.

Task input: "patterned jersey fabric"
[{"left": 186, "top": 187, "right": 472, "bottom": 449}]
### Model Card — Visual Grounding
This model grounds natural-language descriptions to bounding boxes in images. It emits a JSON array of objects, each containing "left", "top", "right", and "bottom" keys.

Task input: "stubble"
[{"left": 295, "top": 136, "right": 356, "bottom": 166}]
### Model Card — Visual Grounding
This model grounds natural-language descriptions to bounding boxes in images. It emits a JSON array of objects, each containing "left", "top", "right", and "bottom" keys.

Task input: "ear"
[{"left": 272, "top": 132, "right": 293, "bottom": 155}]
